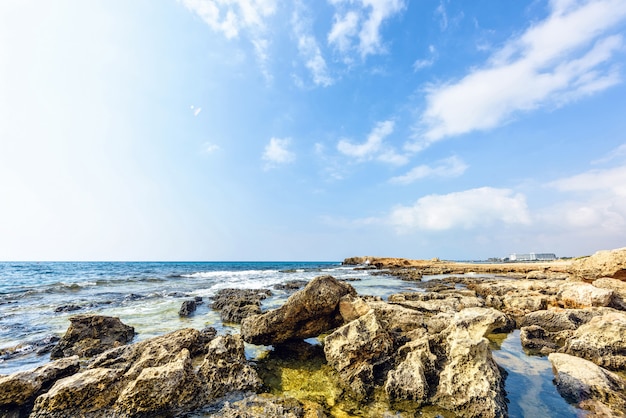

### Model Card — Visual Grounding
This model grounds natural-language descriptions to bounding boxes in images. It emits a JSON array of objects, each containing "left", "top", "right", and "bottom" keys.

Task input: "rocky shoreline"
[{"left": 1, "top": 248, "right": 626, "bottom": 417}]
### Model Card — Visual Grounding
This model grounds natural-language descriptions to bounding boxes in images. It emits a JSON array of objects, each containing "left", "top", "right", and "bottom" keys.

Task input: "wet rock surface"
[
  {"left": 49, "top": 315, "right": 135, "bottom": 359},
  {"left": 211, "top": 288, "right": 272, "bottom": 324}
]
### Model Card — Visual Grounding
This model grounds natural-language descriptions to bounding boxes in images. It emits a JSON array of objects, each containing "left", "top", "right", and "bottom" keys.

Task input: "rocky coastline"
[{"left": 1, "top": 248, "right": 626, "bottom": 417}]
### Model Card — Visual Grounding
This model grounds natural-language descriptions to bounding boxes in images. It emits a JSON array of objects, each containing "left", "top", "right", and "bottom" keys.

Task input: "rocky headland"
[{"left": 1, "top": 247, "right": 626, "bottom": 417}]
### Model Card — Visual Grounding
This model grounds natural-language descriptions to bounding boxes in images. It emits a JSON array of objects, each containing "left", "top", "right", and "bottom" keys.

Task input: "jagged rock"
[
  {"left": 241, "top": 276, "right": 355, "bottom": 345},
  {"left": 593, "top": 277, "right": 626, "bottom": 310},
  {"left": 54, "top": 304, "right": 82, "bottom": 313},
  {"left": 323, "top": 311, "right": 395, "bottom": 400},
  {"left": 199, "top": 334, "right": 262, "bottom": 399},
  {"left": 432, "top": 307, "right": 508, "bottom": 418},
  {"left": 557, "top": 282, "right": 613, "bottom": 308},
  {"left": 519, "top": 325, "right": 559, "bottom": 353},
  {"left": 570, "top": 247, "right": 626, "bottom": 281},
  {"left": 49, "top": 315, "right": 135, "bottom": 359},
  {"left": 384, "top": 331, "right": 436, "bottom": 406},
  {"left": 561, "top": 310, "right": 626, "bottom": 371},
  {"left": 549, "top": 353, "right": 626, "bottom": 417},
  {"left": 179, "top": 300, "right": 197, "bottom": 317},
  {"left": 0, "top": 356, "right": 79, "bottom": 415},
  {"left": 29, "top": 329, "right": 259, "bottom": 418},
  {"left": 211, "top": 289, "right": 271, "bottom": 324},
  {"left": 204, "top": 393, "right": 315, "bottom": 418},
  {"left": 467, "top": 279, "right": 558, "bottom": 318},
  {"left": 0, "top": 335, "right": 61, "bottom": 361}
]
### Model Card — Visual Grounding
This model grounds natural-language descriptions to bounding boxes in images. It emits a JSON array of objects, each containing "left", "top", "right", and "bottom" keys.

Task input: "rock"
[
  {"left": 49, "top": 315, "right": 135, "bottom": 359},
  {"left": 432, "top": 308, "right": 508, "bottom": 418},
  {"left": 593, "top": 277, "right": 626, "bottom": 310},
  {"left": 384, "top": 332, "right": 436, "bottom": 406},
  {"left": 53, "top": 305, "right": 82, "bottom": 313},
  {"left": 0, "top": 335, "right": 61, "bottom": 361},
  {"left": 561, "top": 311, "right": 626, "bottom": 371},
  {"left": 241, "top": 276, "right": 355, "bottom": 346},
  {"left": 570, "top": 247, "right": 626, "bottom": 281},
  {"left": 211, "top": 288, "right": 272, "bottom": 324},
  {"left": 179, "top": 300, "right": 197, "bottom": 316},
  {"left": 114, "top": 348, "right": 206, "bottom": 417},
  {"left": 199, "top": 334, "right": 262, "bottom": 399},
  {"left": 205, "top": 393, "right": 314, "bottom": 418},
  {"left": 338, "top": 294, "right": 371, "bottom": 322},
  {"left": 467, "top": 279, "right": 559, "bottom": 318},
  {"left": 557, "top": 282, "right": 613, "bottom": 308},
  {"left": 0, "top": 356, "right": 79, "bottom": 415},
  {"left": 519, "top": 325, "right": 559, "bottom": 353},
  {"left": 30, "top": 328, "right": 260, "bottom": 418},
  {"left": 549, "top": 353, "right": 626, "bottom": 416},
  {"left": 323, "top": 311, "right": 395, "bottom": 400},
  {"left": 388, "top": 290, "right": 484, "bottom": 314}
]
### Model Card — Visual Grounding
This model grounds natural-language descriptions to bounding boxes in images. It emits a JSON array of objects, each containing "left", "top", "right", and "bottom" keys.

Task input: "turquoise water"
[{"left": 0, "top": 262, "right": 585, "bottom": 417}]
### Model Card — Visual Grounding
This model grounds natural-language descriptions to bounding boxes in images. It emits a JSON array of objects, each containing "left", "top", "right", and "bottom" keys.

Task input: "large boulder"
[
  {"left": 0, "top": 356, "right": 79, "bottom": 416},
  {"left": 549, "top": 353, "right": 626, "bottom": 416},
  {"left": 561, "top": 310, "right": 626, "bottom": 371},
  {"left": 210, "top": 288, "right": 271, "bottom": 324},
  {"left": 241, "top": 276, "right": 355, "bottom": 345},
  {"left": 49, "top": 315, "right": 135, "bottom": 359},
  {"left": 323, "top": 311, "right": 395, "bottom": 400},
  {"left": 593, "top": 277, "right": 626, "bottom": 310},
  {"left": 432, "top": 308, "right": 509, "bottom": 418},
  {"left": 557, "top": 282, "right": 613, "bottom": 308},
  {"left": 570, "top": 247, "right": 626, "bottom": 281}
]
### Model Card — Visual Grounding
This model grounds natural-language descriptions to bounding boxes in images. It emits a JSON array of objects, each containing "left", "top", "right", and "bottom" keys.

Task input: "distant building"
[{"left": 509, "top": 252, "right": 557, "bottom": 261}]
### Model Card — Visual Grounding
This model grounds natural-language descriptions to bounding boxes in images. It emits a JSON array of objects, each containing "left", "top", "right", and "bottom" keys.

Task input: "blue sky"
[{"left": 1, "top": 0, "right": 625, "bottom": 261}]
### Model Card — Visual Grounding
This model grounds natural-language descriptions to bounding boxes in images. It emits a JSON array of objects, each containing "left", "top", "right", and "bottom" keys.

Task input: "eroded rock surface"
[
  {"left": 49, "top": 315, "right": 135, "bottom": 359},
  {"left": 570, "top": 247, "right": 626, "bottom": 281},
  {"left": 241, "top": 276, "right": 355, "bottom": 345}
]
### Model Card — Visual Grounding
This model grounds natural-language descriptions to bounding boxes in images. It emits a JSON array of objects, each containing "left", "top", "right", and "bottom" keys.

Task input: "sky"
[{"left": 1, "top": 0, "right": 626, "bottom": 261}]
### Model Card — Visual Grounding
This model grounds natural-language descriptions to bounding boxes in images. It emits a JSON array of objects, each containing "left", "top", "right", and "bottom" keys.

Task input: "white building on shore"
[{"left": 509, "top": 252, "right": 557, "bottom": 261}]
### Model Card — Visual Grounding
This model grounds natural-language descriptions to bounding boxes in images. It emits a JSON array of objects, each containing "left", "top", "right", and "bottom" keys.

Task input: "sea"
[{"left": 0, "top": 261, "right": 580, "bottom": 417}]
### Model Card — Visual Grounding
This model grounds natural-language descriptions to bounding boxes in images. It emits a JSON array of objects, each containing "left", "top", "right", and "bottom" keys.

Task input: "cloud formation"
[
  {"left": 337, "top": 120, "right": 407, "bottom": 165},
  {"left": 328, "top": 0, "right": 406, "bottom": 60},
  {"left": 390, "top": 187, "right": 531, "bottom": 231},
  {"left": 263, "top": 137, "right": 296, "bottom": 169},
  {"left": 412, "top": 0, "right": 626, "bottom": 150},
  {"left": 390, "top": 156, "right": 468, "bottom": 184},
  {"left": 292, "top": 1, "right": 333, "bottom": 87}
]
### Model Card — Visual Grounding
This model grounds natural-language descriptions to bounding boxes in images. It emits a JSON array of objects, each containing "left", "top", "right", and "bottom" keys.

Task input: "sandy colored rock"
[
  {"left": 561, "top": 310, "right": 626, "bottom": 371},
  {"left": 549, "top": 353, "right": 626, "bottom": 417},
  {"left": 570, "top": 247, "right": 626, "bottom": 281},
  {"left": 241, "top": 276, "right": 356, "bottom": 345},
  {"left": 557, "top": 282, "right": 613, "bottom": 308},
  {"left": 593, "top": 277, "right": 626, "bottom": 310}
]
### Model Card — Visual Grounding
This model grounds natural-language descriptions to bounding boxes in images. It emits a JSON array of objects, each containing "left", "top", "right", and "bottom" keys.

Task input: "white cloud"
[
  {"left": 389, "top": 187, "right": 531, "bottom": 231},
  {"left": 592, "top": 143, "right": 626, "bottom": 164},
  {"left": 190, "top": 105, "right": 202, "bottom": 116},
  {"left": 292, "top": 2, "right": 333, "bottom": 87},
  {"left": 337, "top": 120, "right": 407, "bottom": 165},
  {"left": 435, "top": 0, "right": 448, "bottom": 31},
  {"left": 413, "top": 0, "right": 626, "bottom": 149},
  {"left": 328, "top": 0, "right": 406, "bottom": 60},
  {"left": 548, "top": 165, "right": 626, "bottom": 196},
  {"left": 413, "top": 44, "right": 437, "bottom": 71},
  {"left": 203, "top": 142, "right": 220, "bottom": 153},
  {"left": 263, "top": 137, "right": 295, "bottom": 169},
  {"left": 390, "top": 156, "right": 468, "bottom": 184},
  {"left": 180, "top": 0, "right": 276, "bottom": 38}
]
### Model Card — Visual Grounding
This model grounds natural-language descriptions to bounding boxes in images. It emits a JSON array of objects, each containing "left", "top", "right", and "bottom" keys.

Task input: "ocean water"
[{"left": 0, "top": 262, "right": 581, "bottom": 417}]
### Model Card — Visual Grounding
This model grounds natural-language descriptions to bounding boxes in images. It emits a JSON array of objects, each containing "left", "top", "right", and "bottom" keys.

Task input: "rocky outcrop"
[
  {"left": 557, "top": 282, "right": 613, "bottom": 308},
  {"left": 570, "top": 247, "right": 626, "bottom": 281},
  {"left": 388, "top": 289, "right": 484, "bottom": 314},
  {"left": 211, "top": 288, "right": 272, "bottom": 324},
  {"left": 179, "top": 300, "right": 197, "bottom": 317},
  {"left": 593, "top": 277, "right": 626, "bottom": 310},
  {"left": 241, "top": 276, "right": 355, "bottom": 345},
  {"left": 29, "top": 328, "right": 260, "bottom": 418},
  {"left": 323, "top": 311, "right": 395, "bottom": 400},
  {"left": 0, "top": 356, "right": 79, "bottom": 416},
  {"left": 49, "top": 315, "right": 135, "bottom": 359},
  {"left": 560, "top": 311, "right": 626, "bottom": 371},
  {"left": 549, "top": 353, "right": 626, "bottom": 417}
]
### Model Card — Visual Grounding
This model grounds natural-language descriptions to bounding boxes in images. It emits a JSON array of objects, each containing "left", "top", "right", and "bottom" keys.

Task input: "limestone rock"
[
  {"left": 570, "top": 247, "right": 626, "bottom": 281},
  {"left": 211, "top": 288, "right": 271, "bottom": 324},
  {"left": 338, "top": 294, "right": 371, "bottom": 322},
  {"left": 432, "top": 308, "right": 508, "bottom": 418},
  {"left": 519, "top": 325, "right": 559, "bottom": 353},
  {"left": 199, "top": 334, "right": 262, "bottom": 399},
  {"left": 0, "top": 356, "right": 79, "bottom": 414},
  {"left": 323, "top": 311, "right": 394, "bottom": 399},
  {"left": 388, "top": 290, "right": 484, "bottom": 314},
  {"left": 241, "top": 276, "right": 355, "bottom": 345},
  {"left": 593, "top": 277, "right": 626, "bottom": 310},
  {"left": 549, "top": 353, "right": 626, "bottom": 416},
  {"left": 557, "top": 282, "right": 613, "bottom": 308},
  {"left": 561, "top": 311, "right": 626, "bottom": 371},
  {"left": 49, "top": 315, "right": 135, "bottom": 359}
]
